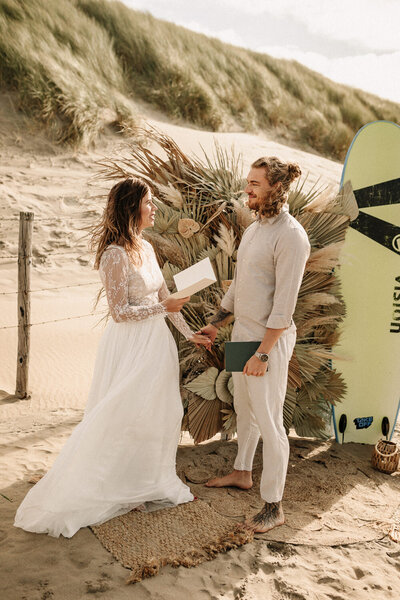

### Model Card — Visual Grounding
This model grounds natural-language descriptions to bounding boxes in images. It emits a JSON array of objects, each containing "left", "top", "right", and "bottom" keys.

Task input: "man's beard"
[{"left": 248, "top": 191, "right": 273, "bottom": 213}]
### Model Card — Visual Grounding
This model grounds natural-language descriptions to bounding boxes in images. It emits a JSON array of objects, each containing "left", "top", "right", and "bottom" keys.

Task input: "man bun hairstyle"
[
  {"left": 251, "top": 156, "right": 301, "bottom": 218},
  {"left": 287, "top": 162, "right": 302, "bottom": 182}
]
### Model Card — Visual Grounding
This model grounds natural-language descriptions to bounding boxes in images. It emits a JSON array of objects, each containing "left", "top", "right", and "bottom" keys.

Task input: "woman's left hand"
[{"left": 189, "top": 333, "right": 212, "bottom": 351}]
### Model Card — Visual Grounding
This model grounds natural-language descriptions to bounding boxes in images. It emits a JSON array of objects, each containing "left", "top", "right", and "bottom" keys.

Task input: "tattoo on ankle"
[
  {"left": 252, "top": 502, "right": 280, "bottom": 525},
  {"left": 210, "top": 308, "right": 233, "bottom": 327}
]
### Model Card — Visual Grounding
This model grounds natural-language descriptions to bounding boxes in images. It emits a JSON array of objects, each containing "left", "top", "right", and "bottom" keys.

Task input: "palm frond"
[{"left": 187, "top": 396, "right": 223, "bottom": 444}]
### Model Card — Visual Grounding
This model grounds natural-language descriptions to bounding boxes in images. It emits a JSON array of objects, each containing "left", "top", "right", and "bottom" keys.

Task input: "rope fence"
[{"left": 0, "top": 211, "right": 102, "bottom": 398}]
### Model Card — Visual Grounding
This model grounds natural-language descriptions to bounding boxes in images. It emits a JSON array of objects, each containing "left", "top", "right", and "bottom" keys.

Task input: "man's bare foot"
[
  {"left": 205, "top": 469, "right": 253, "bottom": 489},
  {"left": 245, "top": 501, "right": 285, "bottom": 533}
]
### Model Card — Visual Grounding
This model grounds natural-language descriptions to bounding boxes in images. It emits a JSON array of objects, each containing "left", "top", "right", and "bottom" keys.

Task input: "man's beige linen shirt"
[{"left": 221, "top": 204, "right": 310, "bottom": 341}]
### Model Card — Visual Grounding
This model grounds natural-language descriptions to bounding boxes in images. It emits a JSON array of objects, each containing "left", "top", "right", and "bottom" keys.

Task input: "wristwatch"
[{"left": 254, "top": 351, "right": 269, "bottom": 362}]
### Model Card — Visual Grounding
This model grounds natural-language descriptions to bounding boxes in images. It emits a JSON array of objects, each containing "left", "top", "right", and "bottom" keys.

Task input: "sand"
[{"left": 1, "top": 92, "right": 399, "bottom": 599}]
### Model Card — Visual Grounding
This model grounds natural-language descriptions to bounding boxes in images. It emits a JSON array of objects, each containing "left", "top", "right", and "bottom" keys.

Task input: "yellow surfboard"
[{"left": 332, "top": 121, "right": 400, "bottom": 444}]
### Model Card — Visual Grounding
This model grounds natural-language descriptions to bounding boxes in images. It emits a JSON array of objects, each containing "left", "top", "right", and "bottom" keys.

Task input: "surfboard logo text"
[
  {"left": 353, "top": 416, "right": 373, "bottom": 429},
  {"left": 392, "top": 235, "right": 400, "bottom": 253},
  {"left": 390, "top": 275, "right": 400, "bottom": 333}
]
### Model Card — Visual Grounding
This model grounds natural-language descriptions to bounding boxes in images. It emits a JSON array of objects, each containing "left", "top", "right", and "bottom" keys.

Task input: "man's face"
[{"left": 245, "top": 167, "right": 275, "bottom": 211}]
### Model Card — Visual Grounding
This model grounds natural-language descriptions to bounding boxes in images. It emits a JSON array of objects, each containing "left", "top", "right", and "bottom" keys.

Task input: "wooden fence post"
[{"left": 15, "top": 211, "right": 33, "bottom": 399}]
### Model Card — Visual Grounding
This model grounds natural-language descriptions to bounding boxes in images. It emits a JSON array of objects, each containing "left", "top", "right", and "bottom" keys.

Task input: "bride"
[{"left": 14, "top": 177, "right": 210, "bottom": 538}]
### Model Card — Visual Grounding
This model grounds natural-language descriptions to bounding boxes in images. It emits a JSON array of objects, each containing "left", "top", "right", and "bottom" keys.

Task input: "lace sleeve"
[
  {"left": 100, "top": 247, "right": 166, "bottom": 323},
  {"left": 158, "top": 280, "right": 194, "bottom": 340}
]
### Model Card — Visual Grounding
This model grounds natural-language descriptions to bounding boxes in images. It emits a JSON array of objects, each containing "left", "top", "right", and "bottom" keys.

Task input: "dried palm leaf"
[
  {"left": 288, "top": 350, "right": 302, "bottom": 389},
  {"left": 298, "top": 272, "right": 336, "bottom": 297},
  {"left": 221, "top": 406, "right": 237, "bottom": 433},
  {"left": 303, "top": 185, "right": 337, "bottom": 213},
  {"left": 283, "top": 386, "right": 298, "bottom": 433},
  {"left": 296, "top": 292, "right": 340, "bottom": 313},
  {"left": 331, "top": 180, "right": 359, "bottom": 220},
  {"left": 187, "top": 396, "right": 224, "bottom": 444},
  {"left": 215, "top": 370, "right": 234, "bottom": 405},
  {"left": 184, "top": 367, "right": 219, "bottom": 400},
  {"left": 288, "top": 175, "right": 324, "bottom": 215},
  {"left": 292, "top": 398, "right": 332, "bottom": 439},
  {"left": 298, "top": 212, "right": 349, "bottom": 248},
  {"left": 305, "top": 242, "right": 344, "bottom": 273}
]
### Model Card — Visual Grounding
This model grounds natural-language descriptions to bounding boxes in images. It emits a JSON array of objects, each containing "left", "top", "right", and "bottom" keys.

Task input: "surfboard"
[{"left": 331, "top": 120, "right": 400, "bottom": 444}]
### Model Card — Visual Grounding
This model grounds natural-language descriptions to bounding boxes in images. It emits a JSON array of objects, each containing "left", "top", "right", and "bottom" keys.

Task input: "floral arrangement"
[{"left": 99, "top": 127, "right": 357, "bottom": 443}]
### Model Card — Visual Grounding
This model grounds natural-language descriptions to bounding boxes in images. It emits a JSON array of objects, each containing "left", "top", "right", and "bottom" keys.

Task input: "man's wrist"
[
  {"left": 254, "top": 351, "right": 269, "bottom": 362},
  {"left": 210, "top": 307, "right": 233, "bottom": 328}
]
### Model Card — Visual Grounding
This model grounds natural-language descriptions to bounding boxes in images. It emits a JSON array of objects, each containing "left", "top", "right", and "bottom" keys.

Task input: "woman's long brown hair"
[{"left": 91, "top": 177, "right": 150, "bottom": 269}]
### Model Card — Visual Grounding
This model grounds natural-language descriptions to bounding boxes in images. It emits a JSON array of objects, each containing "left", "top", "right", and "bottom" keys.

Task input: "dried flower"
[{"left": 178, "top": 218, "right": 201, "bottom": 238}]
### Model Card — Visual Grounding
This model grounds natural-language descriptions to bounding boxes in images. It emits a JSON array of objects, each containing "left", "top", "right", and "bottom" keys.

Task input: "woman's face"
[{"left": 138, "top": 191, "right": 157, "bottom": 231}]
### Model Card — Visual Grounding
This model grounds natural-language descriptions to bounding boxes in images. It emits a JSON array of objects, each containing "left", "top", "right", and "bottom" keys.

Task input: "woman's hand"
[
  {"left": 162, "top": 296, "right": 190, "bottom": 313},
  {"left": 189, "top": 333, "right": 212, "bottom": 351}
]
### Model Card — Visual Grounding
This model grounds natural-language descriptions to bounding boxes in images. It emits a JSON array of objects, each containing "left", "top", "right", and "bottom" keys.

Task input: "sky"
[{"left": 121, "top": 0, "right": 400, "bottom": 104}]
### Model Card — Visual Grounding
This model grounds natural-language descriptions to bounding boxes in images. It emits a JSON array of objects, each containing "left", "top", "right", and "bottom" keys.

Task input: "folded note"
[{"left": 170, "top": 257, "right": 217, "bottom": 299}]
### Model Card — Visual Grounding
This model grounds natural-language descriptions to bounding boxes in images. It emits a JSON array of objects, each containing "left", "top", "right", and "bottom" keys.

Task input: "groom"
[{"left": 200, "top": 156, "right": 310, "bottom": 532}]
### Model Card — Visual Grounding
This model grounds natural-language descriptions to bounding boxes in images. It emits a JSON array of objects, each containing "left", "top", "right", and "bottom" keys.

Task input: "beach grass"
[{"left": 1, "top": 0, "right": 399, "bottom": 156}]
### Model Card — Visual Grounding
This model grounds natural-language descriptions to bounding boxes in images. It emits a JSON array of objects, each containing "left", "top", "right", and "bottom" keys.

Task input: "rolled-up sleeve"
[
  {"left": 266, "top": 227, "right": 310, "bottom": 329},
  {"left": 220, "top": 270, "right": 236, "bottom": 314}
]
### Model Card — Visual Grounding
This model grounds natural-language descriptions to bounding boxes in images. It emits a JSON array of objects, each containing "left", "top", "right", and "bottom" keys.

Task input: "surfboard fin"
[
  {"left": 381, "top": 417, "right": 390, "bottom": 440},
  {"left": 338, "top": 414, "right": 347, "bottom": 444}
]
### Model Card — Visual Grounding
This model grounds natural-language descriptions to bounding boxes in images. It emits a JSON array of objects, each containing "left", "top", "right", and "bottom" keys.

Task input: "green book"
[{"left": 225, "top": 341, "right": 261, "bottom": 372}]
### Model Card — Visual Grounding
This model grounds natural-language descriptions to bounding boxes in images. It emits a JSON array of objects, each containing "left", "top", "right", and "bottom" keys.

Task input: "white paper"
[{"left": 170, "top": 257, "right": 217, "bottom": 299}]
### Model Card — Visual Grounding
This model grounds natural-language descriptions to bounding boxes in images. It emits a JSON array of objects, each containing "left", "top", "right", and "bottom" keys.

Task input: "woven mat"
[{"left": 90, "top": 498, "right": 253, "bottom": 584}]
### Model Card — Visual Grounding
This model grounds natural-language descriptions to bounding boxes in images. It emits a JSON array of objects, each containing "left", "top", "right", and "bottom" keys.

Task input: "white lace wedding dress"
[{"left": 14, "top": 241, "right": 194, "bottom": 537}]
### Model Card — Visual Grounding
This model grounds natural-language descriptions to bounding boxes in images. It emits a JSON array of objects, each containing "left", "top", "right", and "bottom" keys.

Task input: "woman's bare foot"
[
  {"left": 205, "top": 469, "right": 253, "bottom": 489},
  {"left": 245, "top": 501, "right": 285, "bottom": 533}
]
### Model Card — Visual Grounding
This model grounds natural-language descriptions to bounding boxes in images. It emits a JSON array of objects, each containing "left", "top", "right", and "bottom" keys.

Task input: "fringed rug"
[{"left": 90, "top": 499, "right": 253, "bottom": 584}]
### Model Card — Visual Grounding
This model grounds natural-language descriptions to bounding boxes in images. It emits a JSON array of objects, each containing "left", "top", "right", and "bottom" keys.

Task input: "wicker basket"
[{"left": 371, "top": 439, "right": 399, "bottom": 474}]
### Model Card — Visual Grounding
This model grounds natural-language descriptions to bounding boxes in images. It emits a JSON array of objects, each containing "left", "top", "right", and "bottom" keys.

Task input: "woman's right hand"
[{"left": 162, "top": 296, "right": 190, "bottom": 313}]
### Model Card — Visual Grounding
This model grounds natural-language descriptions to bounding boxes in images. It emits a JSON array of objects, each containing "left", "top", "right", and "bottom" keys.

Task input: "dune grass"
[
  {"left": 1, "top": 0, "right": 399, "bottom": 156},
  {"left": 0, "top": 0, "right": 134, "bottom": 144}
]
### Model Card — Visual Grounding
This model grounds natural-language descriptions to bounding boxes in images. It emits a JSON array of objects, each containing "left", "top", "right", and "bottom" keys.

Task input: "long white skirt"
[{"left": 14, "top": 315, "right": 193, "bottom": 538}]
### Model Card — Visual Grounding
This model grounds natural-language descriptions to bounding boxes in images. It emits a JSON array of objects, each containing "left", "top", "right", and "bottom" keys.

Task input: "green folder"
[{"left": 225, "top": 341, "right": 261, "bottom": 372}]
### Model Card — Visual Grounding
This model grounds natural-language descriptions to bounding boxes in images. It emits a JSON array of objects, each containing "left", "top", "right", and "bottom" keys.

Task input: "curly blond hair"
[{"left": 251, "top": 156, "right": 301, "bottom": 218}]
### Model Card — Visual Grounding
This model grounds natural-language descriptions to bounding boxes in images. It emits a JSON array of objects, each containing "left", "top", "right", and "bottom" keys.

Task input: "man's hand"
[
  {"left": 197, "top": 324, "right": 218, "bottom": 344},
  {"left": 189, "top": 333, "right": 212, "bottom": 351},
  {"left": 243, "top": 355, "right": 268, "bottom": 377}
]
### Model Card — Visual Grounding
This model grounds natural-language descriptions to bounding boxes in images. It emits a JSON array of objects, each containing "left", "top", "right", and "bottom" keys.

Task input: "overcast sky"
[{"left": 121, "top": 0, "right": 400, "bottom": 104}]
